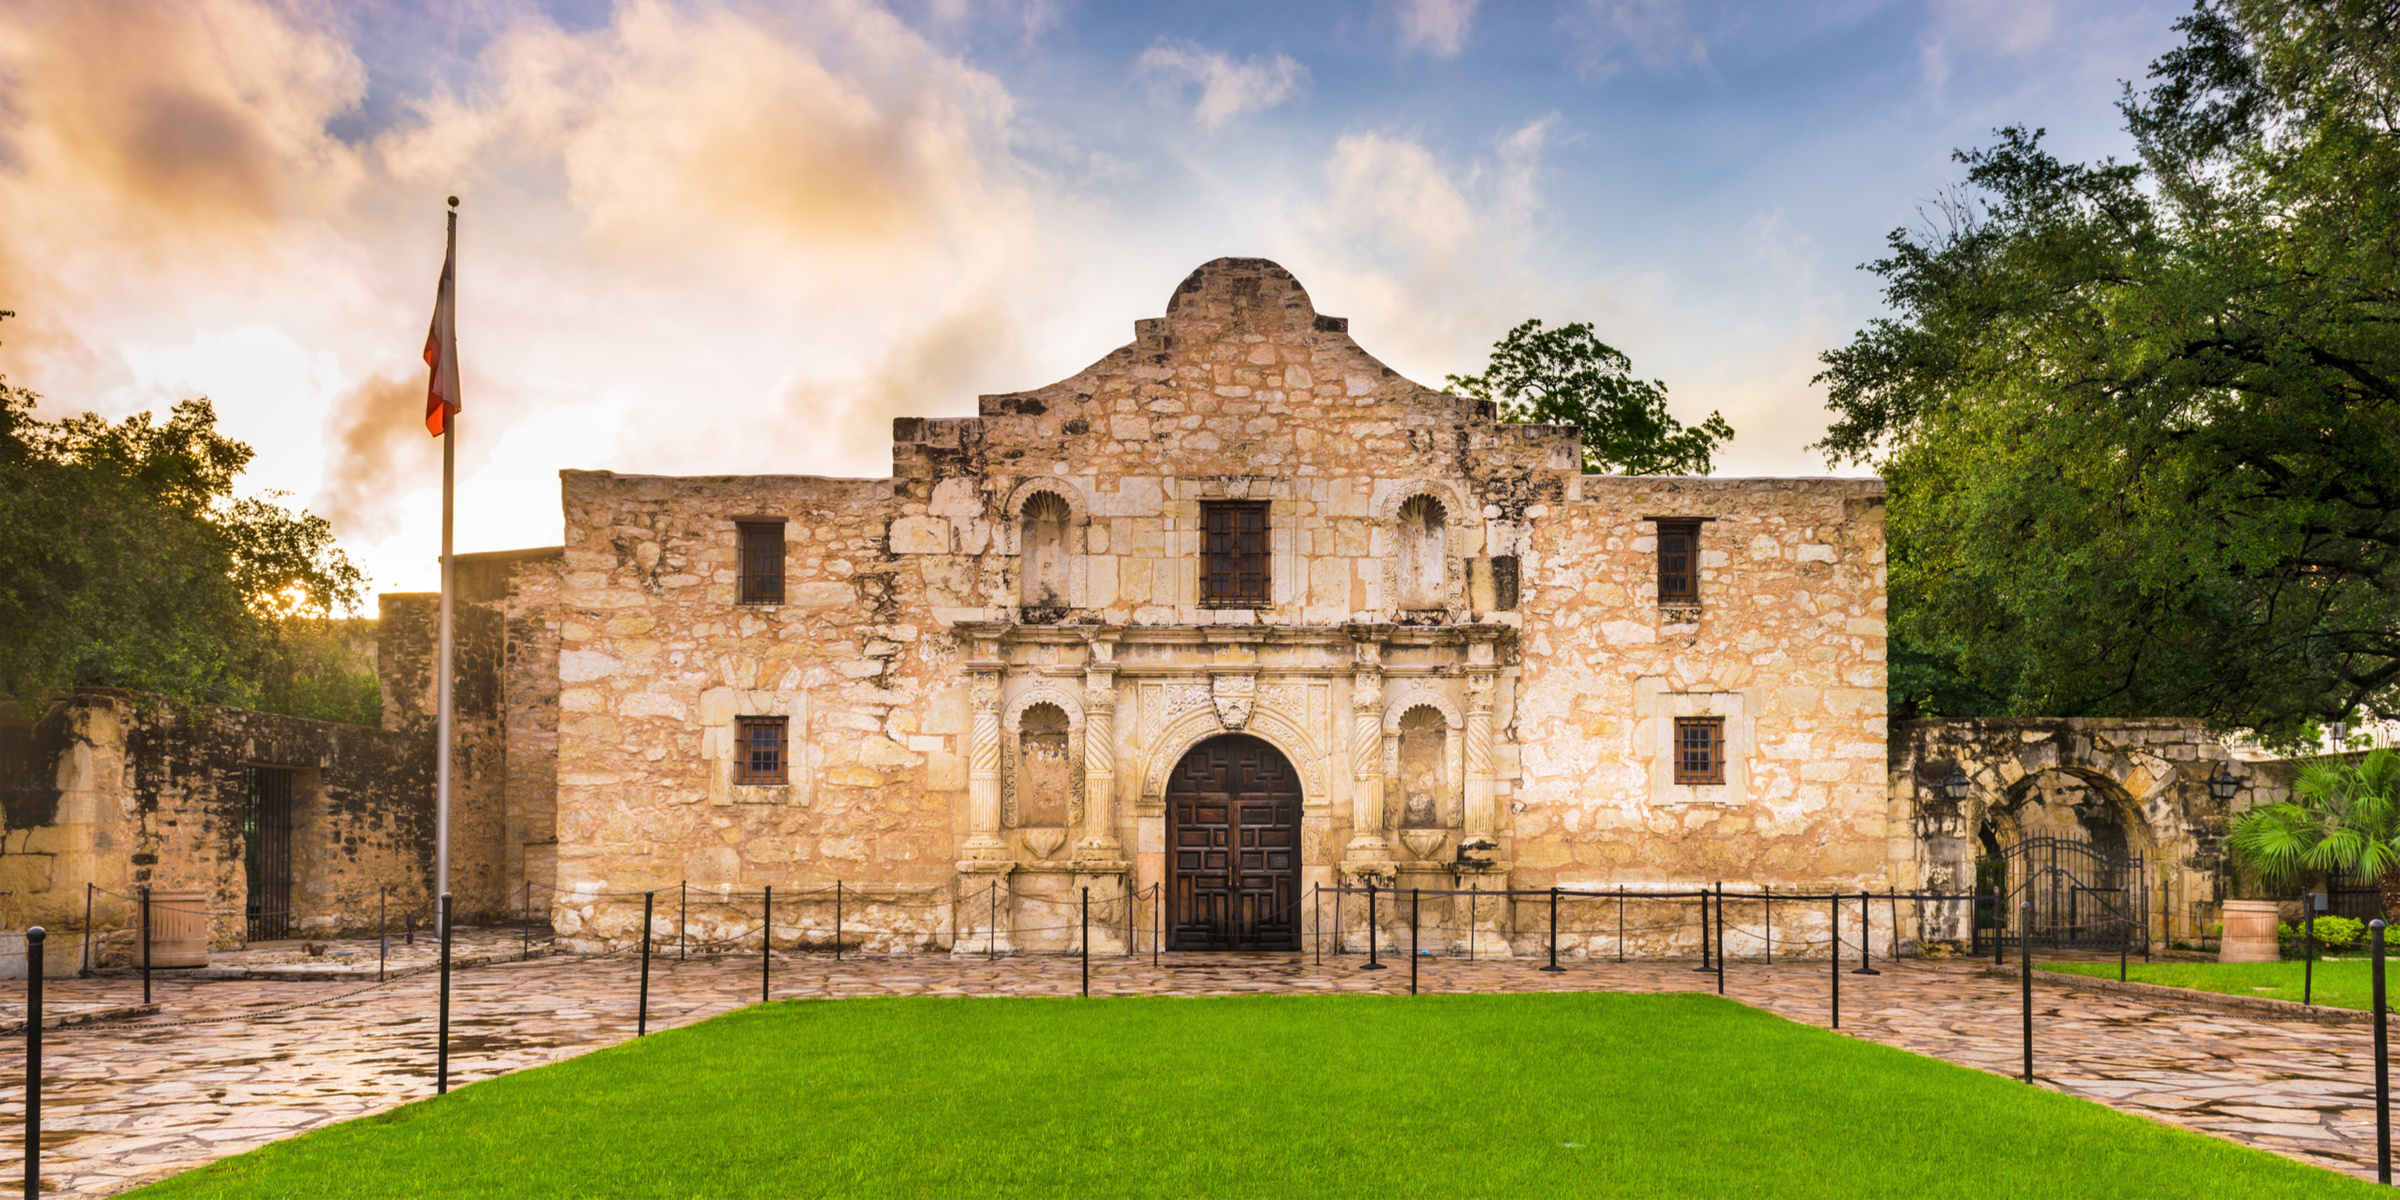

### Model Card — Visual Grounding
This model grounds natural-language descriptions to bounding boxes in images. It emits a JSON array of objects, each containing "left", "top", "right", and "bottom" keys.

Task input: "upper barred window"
[
  {"left": 737, "top": 521, "right": 786, "bottom": 605},
  {"left": 1201, "top": 501, "right": 1270, "bottom": 607},
  {"left": 1656, "top": 519, "right": 1701, "bottom": 606}
]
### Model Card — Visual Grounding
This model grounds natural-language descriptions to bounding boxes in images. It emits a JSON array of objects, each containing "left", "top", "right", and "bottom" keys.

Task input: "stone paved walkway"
[{"left": 0, "top": 944, "right": 2389, "bottom": 1195}]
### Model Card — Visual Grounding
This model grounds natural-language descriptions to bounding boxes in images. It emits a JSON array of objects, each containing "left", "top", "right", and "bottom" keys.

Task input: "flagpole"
[{"left": 434, "top": 199, "right": 457, "bottom": 918}]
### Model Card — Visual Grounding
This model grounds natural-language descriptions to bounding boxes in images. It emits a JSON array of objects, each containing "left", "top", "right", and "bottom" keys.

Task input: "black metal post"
[
  {"left": 1694, "top": 887, "right": 1713, "bottom": 972},
  {"left": 1080, "top": 887, "right": 1090, "bottom": 998},
  {"left": 1126, "top": 879, "right": 1135, "bottom": 957},
  {"left": 1153, "top": 883, "right": 1161, "bottom": 968},
  {"left": 1830, "top": 891, "right": 1840, "bottom": 1029},
  {"left": 522, "top": 882, "right": 531, "bottom": 960},
  {"left": 1888, "top": 887, "right": 1899, "bottom": 962},
  {"left": 1313, "top": 883, "right": 1321, "bottom": 966},
  {"left": 1410, "top": 889, "right": 1419, "bottom": 996},
  {"left": 2160, "top": 876, "right": 2170, "bottom": 954},
  {"left": 835, "top": 880, "right": 844, "bottom": 962},
  {"left": 638, "top": 891, "right": 653, "bottom": 1037},
  {"left": 82, "top": 883, "right": 93, "bottom": 976},
  {"left": 407, "top": 906, "right": 414, "bottom": 947},
  {"left": 140, "top": 884, "right": 151, "bottom": 1005},
  {"left": 2376, "top": 918, "right": 2390, "bottom": 1184},
  {"left": 437, "top": 892, "right": 453, "bottom": 1095},
  {"left": 1853, "top": 892, "right": 1880, "bottom": 975},
  {"left": 24, "top": 926, "right": 42, "bottom": 1200},
  {"left": 2119, "top": 889, "right": 2130, "bottom": 983},
  {"left": 378, "top": 886, "right": 387, "bottom": 983},
  {"left": 1363, "top": 881, "right": 1385, "bottom": 970},
  {"left": 1543, "top": 887, "right": 1562, "bottom": 972},
  {"left": 761, "top": 884, "right": 772, "bottom": 1003},
  {"left": 990, "top": 881, "right": 999, "bottom": 962},
  {"left": 1716, "top": 882, "right": 1725, "bottom": 995},
  {"left": 680, "top": 880, "right": 688, "bottom": 960},
  {"left": 2304, "top": 895, "right": 2317, "bottom": 1006},
  {"left": 2021, "top": 900, "right": 2034, "bottom": 1084},
  {"left": 1616, "top": 887, "right": 1625, "bottom": 964},
  {"left": 1763, "top": 884, "right": 1772, "bottom": 963}
]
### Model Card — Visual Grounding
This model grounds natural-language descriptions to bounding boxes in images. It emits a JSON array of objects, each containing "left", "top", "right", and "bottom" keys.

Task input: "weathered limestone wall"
[
  {"left": 1509, "top": 478, "right": 1890, "bottom": 891},
  {"left": 0, "top": 690, "right": 432, "bottom": 955},
  {"left": 380, "top": 547, "right": 563, "bottom": 922},
  {"left": 539, "top": 258, "right": 1894, "bottom": 956}
]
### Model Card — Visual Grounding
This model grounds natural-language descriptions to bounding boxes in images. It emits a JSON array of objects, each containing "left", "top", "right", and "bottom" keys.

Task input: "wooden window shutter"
[
  {"left": 737, "top": 521, "right": 786, "bottom": 605},
  {"left": 1657, "top": 519, "right": 1701, "bottom": 605},
  {"left": 1203, "top": 501, "right": 1270, "bottom": 606}
]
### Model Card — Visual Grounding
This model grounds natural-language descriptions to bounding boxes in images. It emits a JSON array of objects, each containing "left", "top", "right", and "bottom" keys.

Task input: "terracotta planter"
[
  {"left": 143, "top": 889, "right": 213, "bottom": 969},
  {"left": 2219, "top": 899, "right": 2281, "bottom": 963}
]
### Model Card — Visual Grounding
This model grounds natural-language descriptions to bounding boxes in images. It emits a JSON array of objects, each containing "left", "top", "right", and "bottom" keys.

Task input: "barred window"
[
  {"left": 1674, "top": 717, "right": 1725, "bottom": 786},
  {"left": 734, "top": 716, "right": 788, "bottom": 785},
  {"left": 1201, "top": 501, "right": 1270, "bottom": 607},
  {"left": 1657, "top": 519, "right": 1701, "bottom": 605},
  {"left": 737, "top": 521, "right": 785, "bottom": 605}
]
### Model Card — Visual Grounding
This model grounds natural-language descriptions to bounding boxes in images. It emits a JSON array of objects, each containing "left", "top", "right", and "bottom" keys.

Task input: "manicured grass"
[
  {"left": 135, "top": 992, "right": 2377, "bottom": 1199},
  {"left": 2044, "top": 958, "right": 2388, "bottom": 1011}
]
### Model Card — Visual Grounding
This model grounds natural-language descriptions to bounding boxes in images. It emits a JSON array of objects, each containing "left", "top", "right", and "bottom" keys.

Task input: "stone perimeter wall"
[
  {"left": 0, "top": 690, "right": 433, "bottom": 955},
  {"left": 540, "top": 258, "right": 1891, "bottom": 957}
]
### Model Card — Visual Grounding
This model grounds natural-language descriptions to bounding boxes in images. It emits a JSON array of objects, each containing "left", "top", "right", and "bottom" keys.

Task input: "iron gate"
[
  {"left": 1972, "top": 835, "right": 2145, "bottom": 954},
  {"left": 245, "top": 766, "right": 295, "bottom": 942}
]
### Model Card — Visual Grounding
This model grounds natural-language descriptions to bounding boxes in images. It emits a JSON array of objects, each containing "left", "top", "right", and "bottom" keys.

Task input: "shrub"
[{"left": 2280, "top": 915, "right": 2366, "bottom": 951}]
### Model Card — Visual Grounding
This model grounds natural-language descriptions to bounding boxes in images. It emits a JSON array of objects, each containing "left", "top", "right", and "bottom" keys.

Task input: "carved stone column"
[
  {"left": 1078, "top": 660, "right": 1121, "bottom": 857},
  {"left": 1346, "top": 639, "right": 1391, "bottom": 859},
  {"left": 964, "top": 668, "right": 1007, "bottom": 861},
  {"left": 1464, "top": 670, "right": 1498, "bottom": 840}
]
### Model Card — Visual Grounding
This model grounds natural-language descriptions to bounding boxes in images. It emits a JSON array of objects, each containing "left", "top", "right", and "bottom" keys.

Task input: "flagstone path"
[{"left": 0, "top": 940, "right": 2389, "bottom": 1195}]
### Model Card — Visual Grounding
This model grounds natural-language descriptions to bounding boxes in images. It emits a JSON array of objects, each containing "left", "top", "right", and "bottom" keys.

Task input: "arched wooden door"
[{"left": 1168, "top": 735, "right": 1302, "bottom": 950}]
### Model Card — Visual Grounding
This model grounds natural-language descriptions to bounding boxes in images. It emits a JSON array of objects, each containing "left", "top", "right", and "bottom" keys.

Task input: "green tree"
[
  {"left": 1813, "top": 0, "right": 2400, "bottom": 740},
  {"left": 1448, "top": 320, "right": 1734, "bottom": 475},
  {"left": 2229, "top": 748, "right": 2400, "bottom": 919},
  {"left": 0, "top": 375, "right": 374, "bottom": 720}
]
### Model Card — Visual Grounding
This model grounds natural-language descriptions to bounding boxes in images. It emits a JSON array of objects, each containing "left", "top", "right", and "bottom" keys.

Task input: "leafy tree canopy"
[
  {"left": 1448, "top": 320, "right": 1735, "bottom": 475},
  {"left": 1814, "top": 0, "right": 2400, "bottom": 743},
  {"left": 0, "top": 370, "right": 374, "bottom": 721}
]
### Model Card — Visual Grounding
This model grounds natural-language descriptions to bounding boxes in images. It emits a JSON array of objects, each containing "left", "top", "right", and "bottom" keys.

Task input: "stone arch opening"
[
  {"left": 1165, "top": 734, "right": 1302, "bottom": 951},
  {"left": 1019, "top": 490, "right": 1073, "bottom": 609},
  {"left": 1396, "top": 495, "right": 1447, "bottom": 611}
]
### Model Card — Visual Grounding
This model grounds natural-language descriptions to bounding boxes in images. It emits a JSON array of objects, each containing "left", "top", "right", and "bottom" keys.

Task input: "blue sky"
[{"left": 0, "top": 0, "right": 2188, "bottom": 594}]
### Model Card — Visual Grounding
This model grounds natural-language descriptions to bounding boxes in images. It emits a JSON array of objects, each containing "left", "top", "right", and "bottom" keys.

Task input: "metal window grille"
[
  {"left": 1673, "top": 717, "right": 1725, "bottom": 785},
  {"left": 245, "top": 766, "right": 295, "bottom": 942},
  {"left": 1202, "top": 502, "right": 1269, "bottom": 606},
  {"left": 1657, "top": 519, "right": 1701, "bottom": 604},
  {"left": 734, "top": 716, "right": 788, "bottom": 785},
  {"left": 737, "top": 521, "right": 785, "bottom": 604}
]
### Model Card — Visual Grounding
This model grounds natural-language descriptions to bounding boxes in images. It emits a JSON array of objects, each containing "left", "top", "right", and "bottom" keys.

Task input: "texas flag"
[{"left": 423, "top": 209, "right": 460, "bottom": 436}]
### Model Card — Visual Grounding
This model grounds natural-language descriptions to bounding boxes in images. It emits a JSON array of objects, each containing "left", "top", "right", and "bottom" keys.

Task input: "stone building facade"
[{"left": 451, "top": 258, "right": 1893, "bottom": 956}]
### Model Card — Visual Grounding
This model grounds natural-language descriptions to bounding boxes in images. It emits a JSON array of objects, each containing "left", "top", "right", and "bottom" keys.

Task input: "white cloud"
[
  {"left": 1571, "top": 0, "right": 1721, "bottom": 77},
  {"left": 1136, "top": 39, "right": 1308, "bottom": 130},
  {"left": 1395, "top": 0, "right": 1480, "bottom": 57},
  {"left": 1921, "top": 0, "right": 2059, "bottom": 96}
]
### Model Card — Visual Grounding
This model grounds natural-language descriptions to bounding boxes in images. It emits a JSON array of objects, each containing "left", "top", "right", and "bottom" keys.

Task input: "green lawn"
[
  {"left": 135, "top": 992, "right": 2377, "bottom": 1199},
  {"left": 2044, "top": 958, "right": 2391, "bottom": 1011}
]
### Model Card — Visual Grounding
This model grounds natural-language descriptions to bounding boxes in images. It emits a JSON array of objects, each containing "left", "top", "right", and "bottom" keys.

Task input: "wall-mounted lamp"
[
  {"left": 1941, "top": 765, "right": 1970, "bottom": 801},
  {"left": 2206, "top": 764, "right": 2240, "bottom": 801}
]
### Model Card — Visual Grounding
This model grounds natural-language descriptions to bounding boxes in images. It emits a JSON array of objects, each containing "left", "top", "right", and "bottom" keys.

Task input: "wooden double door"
[{"left": 1169, "top": 735, "right": 1302, "bottom": 951}]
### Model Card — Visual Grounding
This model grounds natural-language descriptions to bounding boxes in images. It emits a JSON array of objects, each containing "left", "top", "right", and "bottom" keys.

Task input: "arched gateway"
[{"left": 1168, "top": 735, "right": 1302, "bottom": 950}]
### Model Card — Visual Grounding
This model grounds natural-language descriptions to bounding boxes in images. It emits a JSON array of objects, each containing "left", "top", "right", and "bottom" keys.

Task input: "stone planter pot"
[
  {"left": 142, "top": 889, "right": 213, "bottom": 969},
  {"left": 2220, "top": 899, "right": 2282, "bottom": 963}
]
